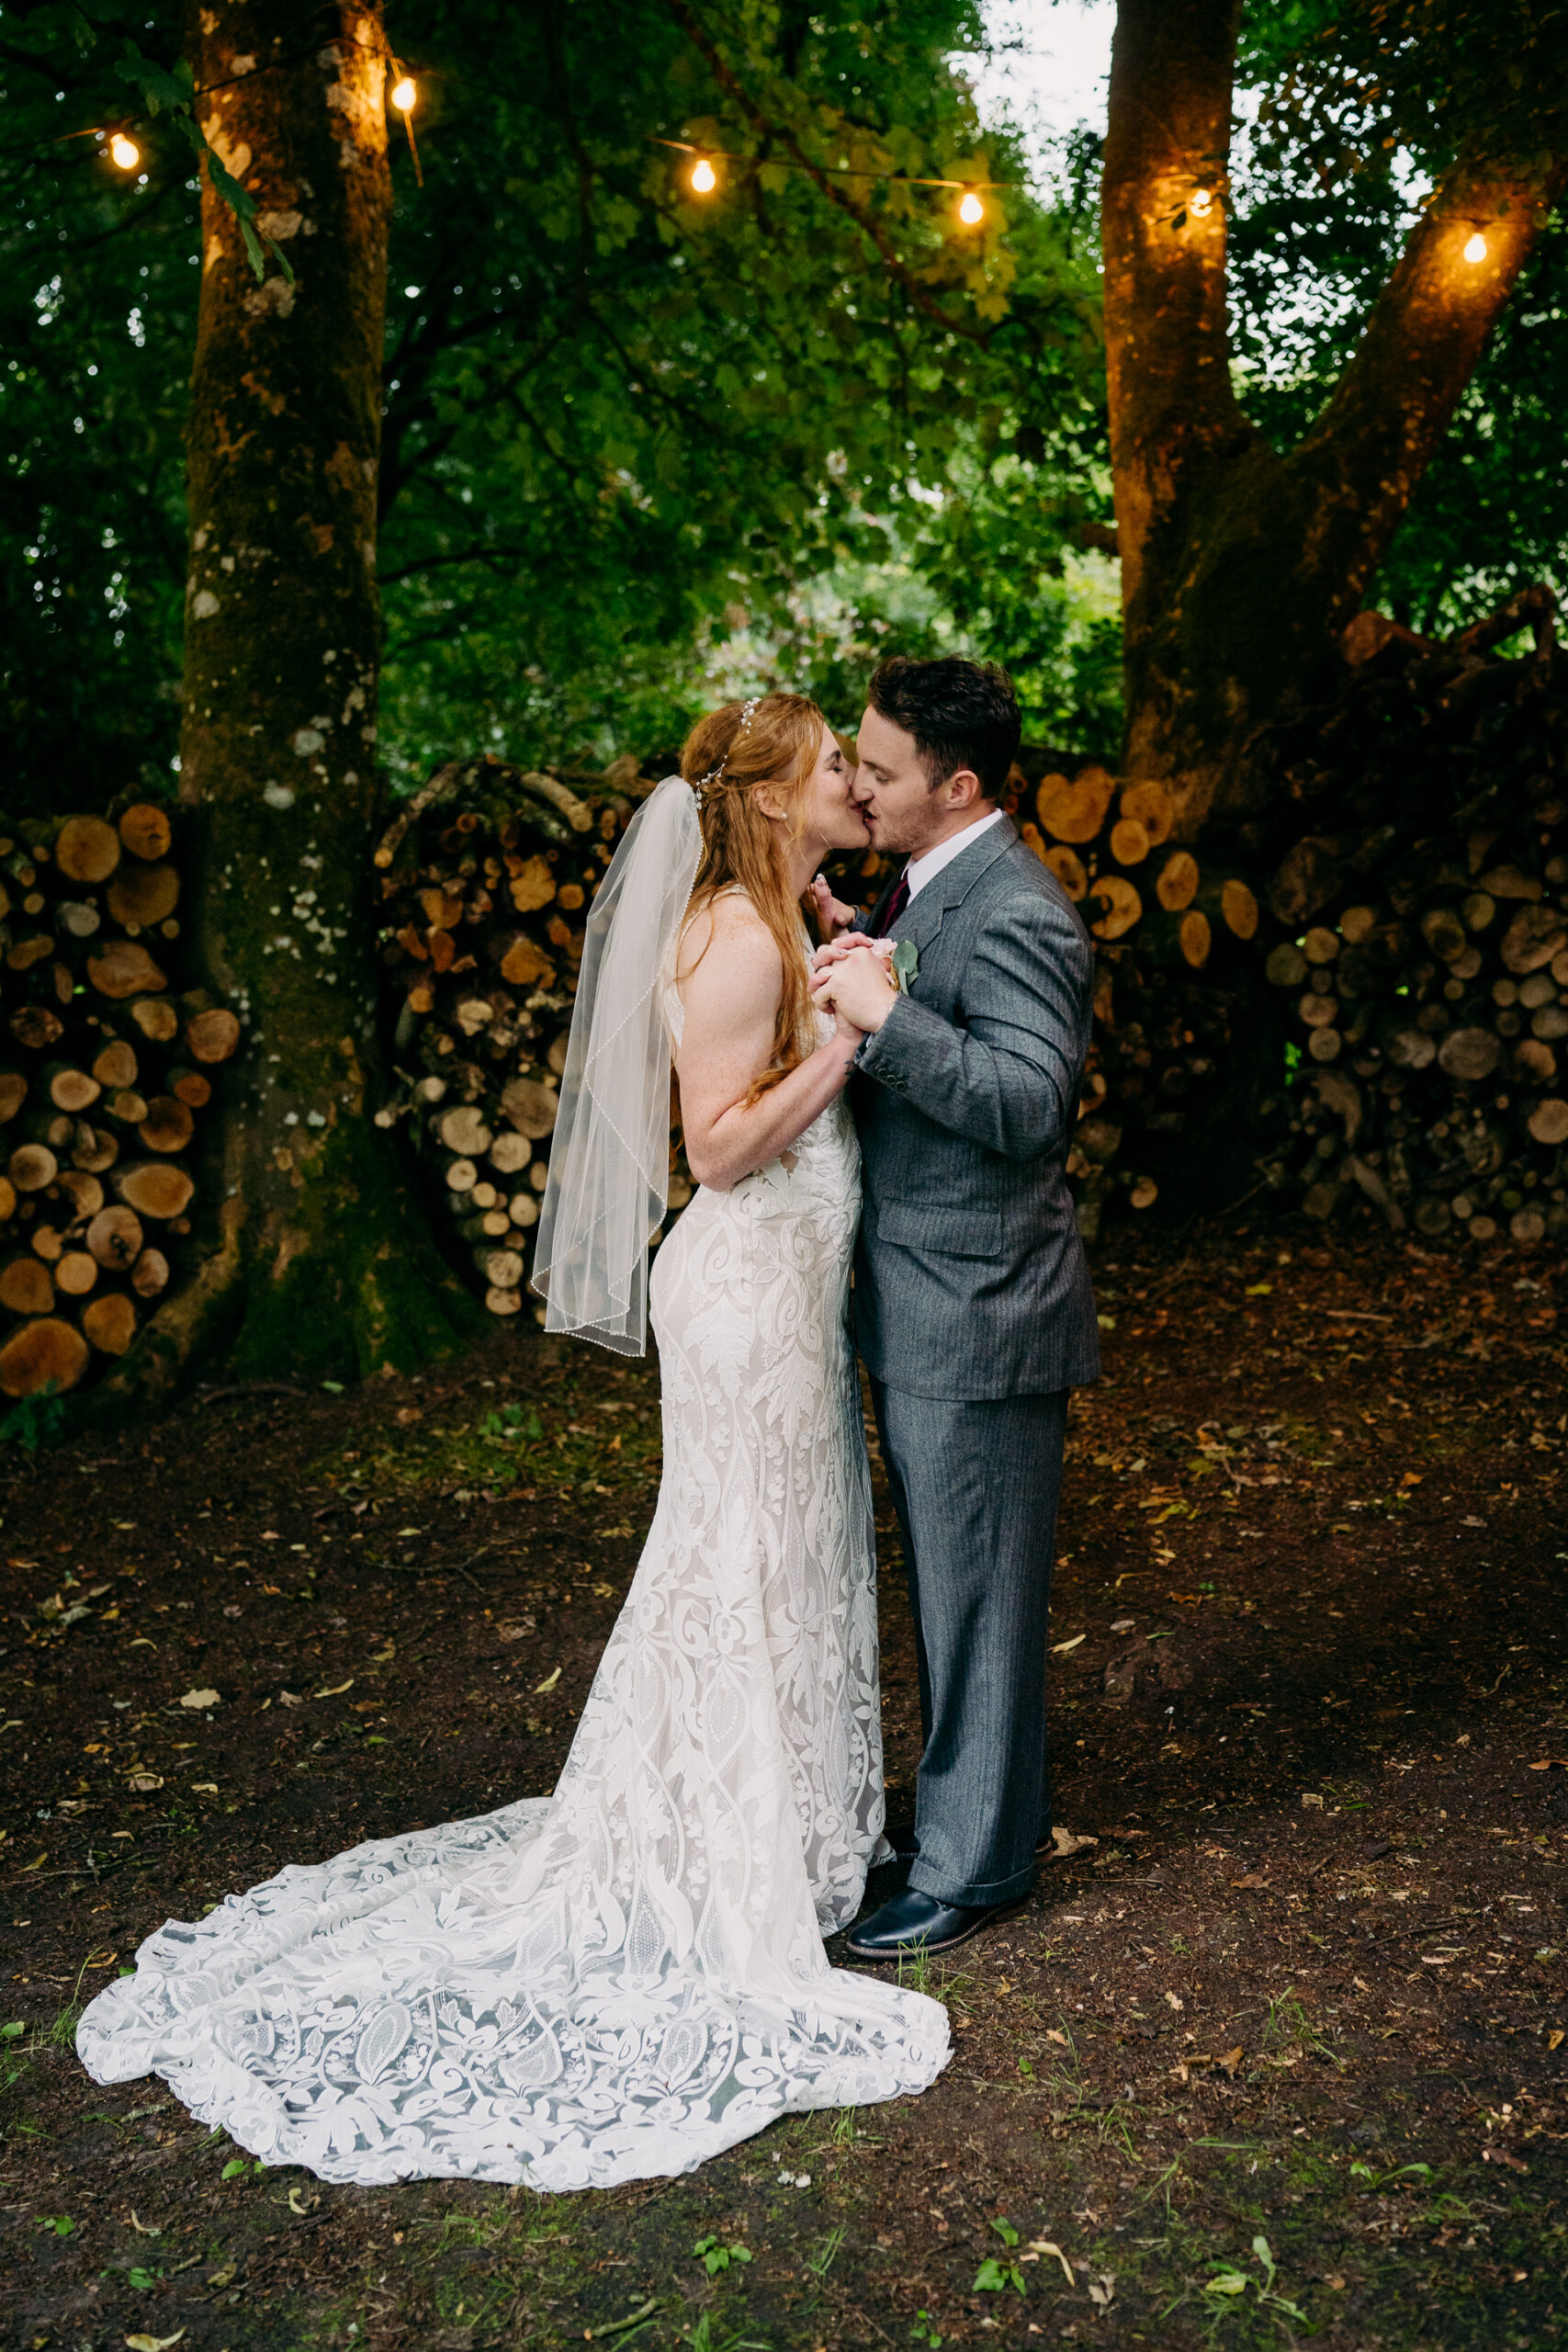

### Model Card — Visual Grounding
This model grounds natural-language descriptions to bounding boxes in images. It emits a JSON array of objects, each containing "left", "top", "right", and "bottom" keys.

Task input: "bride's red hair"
[{"left": 680, "top": 693, "right": 828, "bottom": 1102}]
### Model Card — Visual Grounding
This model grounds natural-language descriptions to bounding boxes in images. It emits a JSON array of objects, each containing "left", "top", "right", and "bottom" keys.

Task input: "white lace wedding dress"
[{"left": 77, "top": 981, "right": 950, "bottom": 2190}]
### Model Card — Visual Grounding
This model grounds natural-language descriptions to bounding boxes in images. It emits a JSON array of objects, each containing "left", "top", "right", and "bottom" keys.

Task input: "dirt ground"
[{"left": 3, "top": 1218, "right": 1565, "bottom": 2352}]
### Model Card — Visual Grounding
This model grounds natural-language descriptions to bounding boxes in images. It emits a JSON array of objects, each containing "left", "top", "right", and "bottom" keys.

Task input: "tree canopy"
[{"left": 2, "top": 0, "right": 1562, "bottom": 808}]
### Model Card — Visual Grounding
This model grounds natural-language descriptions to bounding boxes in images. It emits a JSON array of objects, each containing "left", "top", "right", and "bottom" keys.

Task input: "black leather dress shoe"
[{"left": 844, "top": 1886, "right": 1028, "bottom": 1960}]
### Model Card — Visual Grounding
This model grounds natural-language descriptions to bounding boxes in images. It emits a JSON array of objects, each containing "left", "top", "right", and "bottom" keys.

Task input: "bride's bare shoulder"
[{"left": 676, "top": 889, "right": 782, "bottom": 995}]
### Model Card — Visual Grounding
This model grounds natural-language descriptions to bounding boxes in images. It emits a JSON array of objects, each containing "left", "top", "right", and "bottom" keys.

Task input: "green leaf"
[
  {"left": 1205, "top": 2267, "right": 1249, "bottom": 2298},
  {"left": 114, "top": 46, "right": 190, "bottom": 115},
  {"left": 988, "top": 2216, "right": 1020, "bottom": 2247},
  {"left": 220, "top": 2157, "right": 249, "bottom": 2179},
  {"left": 1, "top": 2021, "right": 23, "bottom": 2040},
  {"left": 973, "top": 2256, "right": 1025, "bottom": 2294},
  {"left": 238, "top": 216, "right": 268, "bottom": 284}
]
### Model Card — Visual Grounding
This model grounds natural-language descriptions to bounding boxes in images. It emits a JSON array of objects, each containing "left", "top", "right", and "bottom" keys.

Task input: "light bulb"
[
  {"left": 109, "top": 132, "right": 140, "bottom": 171},
  {"left": 1190, "top": 187, "right": 1213, "bottom": 219},
  {"left": 691, "top": 157, "right": 716, "bottom": 195},
  {"left": 390, "top": 75, "right": 416, "bottom": 113},
  {"left": 958, "top": 189, "right": 985, "bottom": 226},
  {"left": 1463, "top": 232, "right": 1487, "bottom": 265}
]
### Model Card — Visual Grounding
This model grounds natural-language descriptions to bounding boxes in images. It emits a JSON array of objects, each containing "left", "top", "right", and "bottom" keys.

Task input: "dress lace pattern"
[{"left": 77, "top": 985, "right": 950, "bottom": 2191}]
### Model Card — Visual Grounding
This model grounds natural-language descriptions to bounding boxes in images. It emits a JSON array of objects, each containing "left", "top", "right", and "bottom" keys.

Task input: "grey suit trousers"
[{"left": 871, "top": 1378, "right": 1067, "bottom": 1908}]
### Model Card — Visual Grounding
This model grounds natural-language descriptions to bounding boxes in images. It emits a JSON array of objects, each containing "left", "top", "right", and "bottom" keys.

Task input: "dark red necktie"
[{"left": 875, "top": 873, "right": 910, "bottom": 936}]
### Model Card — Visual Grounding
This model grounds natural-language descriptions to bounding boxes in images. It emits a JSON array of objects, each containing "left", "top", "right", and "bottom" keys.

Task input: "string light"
[
  {"left": 1190, "top": 187, "right": 1213, "bottom": 218},
  {"left": 390, "top": 75, "right": 416, "bottom": 112},
  {"left": 1463, "top": 231, "right": 1488, "bottom": 265},
  {"left": 690, "top": 156, "right": 717, "bottom": 195},
  {"left": 108, "top": 131, "right": 140, "bottom": 170},
  {"left": 958, "top": 188, "right": 984, "bottom": 226}
]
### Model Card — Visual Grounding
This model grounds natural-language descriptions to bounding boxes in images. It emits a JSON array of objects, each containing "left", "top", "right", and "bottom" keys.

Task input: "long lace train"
[{"left": 77, "top": 1064, "right": 949, "bottom": 2189}]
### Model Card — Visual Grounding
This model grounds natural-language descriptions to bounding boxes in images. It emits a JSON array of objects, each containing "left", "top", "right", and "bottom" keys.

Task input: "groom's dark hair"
[{"left": 867, "top": 655, "right": 1021, "bottom": 801}]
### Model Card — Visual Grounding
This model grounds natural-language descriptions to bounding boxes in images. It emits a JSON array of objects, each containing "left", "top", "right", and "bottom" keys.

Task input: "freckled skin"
[{"left": 118, "top": 2, "right": 485, "bottom": 1406}]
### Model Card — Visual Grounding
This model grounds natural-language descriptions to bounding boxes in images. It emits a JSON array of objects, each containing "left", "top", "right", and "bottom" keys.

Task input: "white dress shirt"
[{"left": 901, "top": 807, "right": 1007, "bottom": 904}]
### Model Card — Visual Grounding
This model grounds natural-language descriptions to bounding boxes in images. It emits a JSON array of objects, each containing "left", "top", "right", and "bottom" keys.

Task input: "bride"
[{"left": 77, "top": 692, "right": 951, "bottom": 2190}]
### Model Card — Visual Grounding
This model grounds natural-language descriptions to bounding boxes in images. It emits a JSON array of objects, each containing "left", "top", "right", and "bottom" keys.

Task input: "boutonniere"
[{"left": 891, "top": 939, "right": 919, "bottom": 994}]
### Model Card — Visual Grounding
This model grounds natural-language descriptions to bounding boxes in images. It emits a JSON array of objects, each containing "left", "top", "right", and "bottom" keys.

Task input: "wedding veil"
[{"left": 531, "top": 775, "right": 701, "bottom": 1354}]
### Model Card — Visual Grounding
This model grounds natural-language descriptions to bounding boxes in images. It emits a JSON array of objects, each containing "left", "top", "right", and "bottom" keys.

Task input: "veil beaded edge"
[{"left": 530, "top": 776, "right": 700, "bottom": 1355}]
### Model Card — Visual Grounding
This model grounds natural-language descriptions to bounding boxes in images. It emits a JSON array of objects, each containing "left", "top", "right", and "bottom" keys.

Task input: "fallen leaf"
[
  {"left": 177, "top": 1688, "right": 220, "bottom": 1711},
  {"left": 1050, "top": 1826, "right": 1098, "bottom": 1858},
  {"left": 1232, "top": 1872, "right": 1270, "bottom": 1890},
  {"left": 125, "top": 2335, "right": 186, "bottom": 2352},
  {"left": 276, "top": 1691, "right": 303, "bottom": 1709},
  {"left": 1548, "top": 2030, "right": 1563, "bottom": 2052},
  {"left": 1165, "top": 1990, "right": 1184, "bottom": 2011},
  {"left": 1052, "top": 1632, "right": 1088, "bottom": 1654},
  {"left": 313, "top": 1679, "right": 354, "bottom": 1698},
  {"left": 1026, "top": 2240, "right": 1077, "bottom": 2289},
  {"left": 1045, "top": 2028, "right": 1070, "bottom": 2048},
  {"left": 129, "top": 2210, "right": 162, "bottom": 2235},
  {"left": 1529, "top": 1758, "right": 1568, "bottom": 1770},
  {"left": 534, "top": 1666, "right": 562, "bottom": 1693},
  {"left": 127, "top": 1774, "right": 163, "bottom": 1792},
  {"left": 1218, "top": 2047, "right": 1244, "bottom": 2075}
]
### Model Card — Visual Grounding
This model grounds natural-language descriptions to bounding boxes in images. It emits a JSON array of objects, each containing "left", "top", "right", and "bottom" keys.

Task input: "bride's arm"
[{"left": 676, "top": 896, "right": 862, "bottom": 1193}]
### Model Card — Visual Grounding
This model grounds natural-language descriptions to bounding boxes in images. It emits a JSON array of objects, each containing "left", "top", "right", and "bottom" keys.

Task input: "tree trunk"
[
  {"left": 94, "top": 0, "right": 483, "bottom": 1411},
  {"left": 1103, "top": 0, "right": 1564, "bottom": 836}
]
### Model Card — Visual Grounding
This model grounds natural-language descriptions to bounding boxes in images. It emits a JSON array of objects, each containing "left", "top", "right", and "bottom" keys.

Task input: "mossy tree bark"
[
  {"left": 1102, "top": 0, "right": 1565, "bottom": 835},
  {"left": 97, "top": 0, "right": 484, "bottom": 1412}
]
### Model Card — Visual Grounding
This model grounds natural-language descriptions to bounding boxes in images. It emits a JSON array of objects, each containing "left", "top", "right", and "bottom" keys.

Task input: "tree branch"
[
  {"left": 659, "top": 0, "right": 992, "bottom": 348},
  {"left": 1291, "top": 151, "right": 1567, "bottom": 626}
]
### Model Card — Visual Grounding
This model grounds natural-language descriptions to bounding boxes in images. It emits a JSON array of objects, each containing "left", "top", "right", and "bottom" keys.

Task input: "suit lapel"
[{"left": 891, "top": 816, "right": 1019, "bottom": 956}]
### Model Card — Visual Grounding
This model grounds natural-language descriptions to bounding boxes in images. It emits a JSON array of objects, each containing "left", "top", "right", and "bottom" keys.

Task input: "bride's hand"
[
  {"left": 811, "top": 930, "right": 876, "bottom": 972},
  {"left": 808, "top": 875, "right": 860, "bottom": 939},
  {"left": 830, "top": 997, "right": 866, "bottom": 1049}
]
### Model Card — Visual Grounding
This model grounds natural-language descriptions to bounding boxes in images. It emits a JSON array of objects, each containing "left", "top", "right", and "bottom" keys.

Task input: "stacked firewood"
[
  {"left": 374, "top": 747, "right": 1269, "bottom": 1307},
  {"left": 0, "top": 804, "right": 239, "bottom": 1397},
  {"left": 1251, "top": 589, "right": 1568, "bottom": 1244},
  {"left": 373, "top": 756, "right": 669, "bottom": 1317},
  {"left": 1007, "top": 757, "right": 1262, "bottom": 1238}
]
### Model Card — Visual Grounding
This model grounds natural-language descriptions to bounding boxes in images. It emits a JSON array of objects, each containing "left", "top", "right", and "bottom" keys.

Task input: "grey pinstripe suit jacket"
[{"left": 850, "top": 814, "right": 1101, "bottom": 1400}]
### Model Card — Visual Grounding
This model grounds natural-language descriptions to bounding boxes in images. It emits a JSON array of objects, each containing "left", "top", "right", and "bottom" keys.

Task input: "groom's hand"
[
  {"left": 811, "top": 930, "right": 877, "bottom": 969},
  {"left": 810, "top": 942, "right": 898, "bottom": 1034}
]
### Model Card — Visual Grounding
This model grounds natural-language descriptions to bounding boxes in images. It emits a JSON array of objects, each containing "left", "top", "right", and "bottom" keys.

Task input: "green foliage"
[
  {"left": 3, "top": 0, "right": 1563, "bottom": 810},
  {"left": 0, "top": 1384, "right": 67, "bottom": 1454},
  {"left": 1201, "top": 2233, "right": 1307, "bottom": 2325},
  {"left": 373, "top": 0, "right": 1107, "bottom": 767},
  {"left": 1231, "top": 0, "right": 1568, "bottom": 632},
  {"left": 693, "top": 2234, "right": 752, "bottom": 2277},
  {"left": 974, "top": 2213, "right": 1027, "bottom": 2294}
]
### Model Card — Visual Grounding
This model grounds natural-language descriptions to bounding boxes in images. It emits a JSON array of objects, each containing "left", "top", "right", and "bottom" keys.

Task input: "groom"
[{"left": 812, "top": 656, "right": 1100, "bottom": 1957}]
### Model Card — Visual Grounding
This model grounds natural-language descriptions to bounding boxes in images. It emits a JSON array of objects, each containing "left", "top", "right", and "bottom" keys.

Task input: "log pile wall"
[
  {"left": 0, "top": 804, "right": 239, "bottom": 1398},
  {"left": 1253, "top": 590, "right": 1568, "bottom": 1245}
]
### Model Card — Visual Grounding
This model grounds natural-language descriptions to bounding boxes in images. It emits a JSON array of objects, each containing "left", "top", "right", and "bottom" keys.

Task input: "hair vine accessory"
[{"left": 693, "top": 695, "right": 761, "bottom": 802}]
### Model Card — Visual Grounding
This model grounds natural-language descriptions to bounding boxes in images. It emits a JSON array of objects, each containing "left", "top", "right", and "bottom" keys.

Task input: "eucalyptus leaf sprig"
[{"left": 113, "top": 44, "right": 296, "bottom": 284}]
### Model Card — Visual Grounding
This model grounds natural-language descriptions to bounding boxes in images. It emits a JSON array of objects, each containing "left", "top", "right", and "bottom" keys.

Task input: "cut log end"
[
  {"left": 0, "top": 1316, "right": 90, "bottom": 1397},
  {"left": 82, "top": 1291, "right": 139, "bottom": 1355}
]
